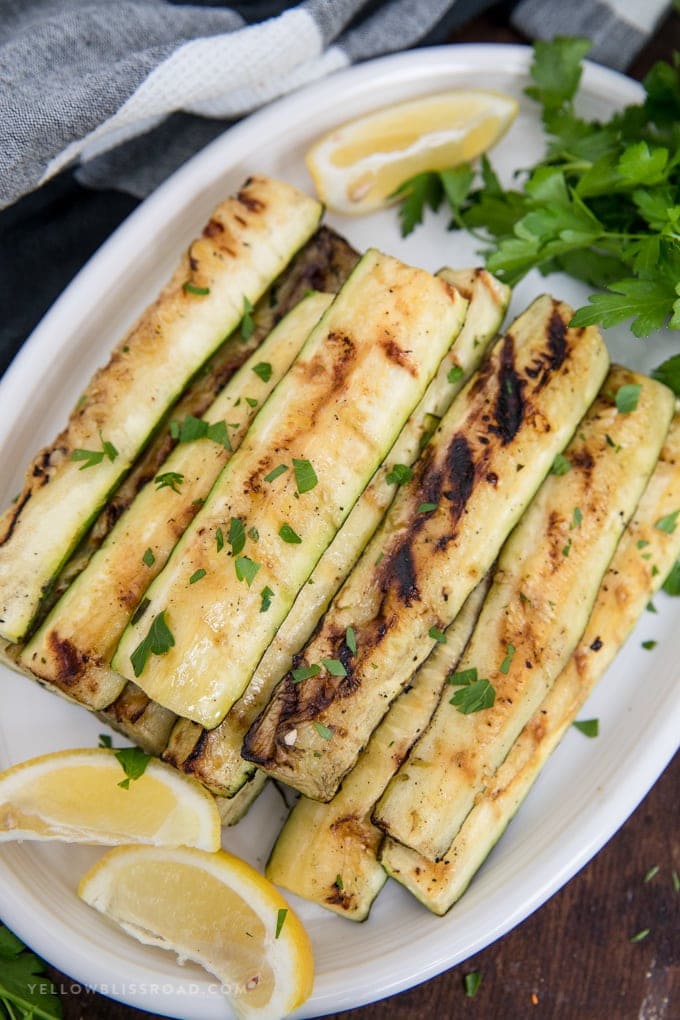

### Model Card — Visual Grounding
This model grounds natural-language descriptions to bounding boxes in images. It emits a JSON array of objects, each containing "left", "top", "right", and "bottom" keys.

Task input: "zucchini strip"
[
  {"left": 265, "top": 578, "right": 490, "bottom": 921},
  {"left": 163, "top": 268, "right": 510, "bottom": 796},
  {"left": 374, "top": 367, "right": 673, "bottom": 860},
  {"left": 380, "top": 411, "right": 680, "bottom": 912},
  {"left": 20, "top": 292, "right": 333, "bottom": 709},
  {"left": 113, "top": 250, "right": 469, "bottom": 728},
  {"left": 242, "top": 296, "right": 609, "bottom": 801},
  {"left": 96, "top": 682, "right": 178, "bottom": 757},
  {"left": 0, "top": 176, "right": 322, "bottom": 643},
  {"left": 216, "top": 771, "right": 269, "bottom": 827}
]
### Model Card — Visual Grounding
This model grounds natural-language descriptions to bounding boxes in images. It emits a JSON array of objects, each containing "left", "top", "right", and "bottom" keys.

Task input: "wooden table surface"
[{"left": 36, "top": 6, "right": 680, "bottom": 1020}]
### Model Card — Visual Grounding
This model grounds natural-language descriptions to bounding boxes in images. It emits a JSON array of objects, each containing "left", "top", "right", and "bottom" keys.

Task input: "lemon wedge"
[
  {"left": 0, "top": 748, "right": 221, "bottom": 850},
  {"left": 306, "top": 89, "right": 519, "bottom": 214},
  {"left": 79, "top": 844, "right": 314, "bottom": 1020}
]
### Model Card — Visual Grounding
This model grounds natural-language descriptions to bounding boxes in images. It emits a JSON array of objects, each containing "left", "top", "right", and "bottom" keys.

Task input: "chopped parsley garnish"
[
  {"left": 499, "top": 643, "right": 515, "bottom": 674},
  {"left": 447, "top": 364, "right": 464, "bottom": 384},
  {"left": 641, "top": 639, "right": 657, "bottom": 650},
  {"left": 615, "top": 384, "right": 642, "bottom": 414},
  {"left": 245, "top": 396, "right": 258, "bottom": 408},
  {"left": 248, "top": 526, "right": 260, "bottom": 542},
  {"left": 252, "top": 361, "right": 273, "bottom": 382},
  {"left": 673, "top": 870, "right": 680, "bottom": 893},
  {"left": 291, "top": 663, "right": 321, "bottom": 683},
  {"left": 98, "top": 733, "right": 113, "bottom": 748},
  {"left": 130, "top": 610, "right": 175, "bottom": 677},
  {"left": 629, "top": 928, "right": 650, "bottom": 943},
  {"left": 115, "top": 746, "right": 151, "bottom": 789},
  {"left": 334, "top": 874, "right": 344, "bottom": 890},
  {"left": 345, "top": 627, "right": 357, "bottom": 654},
  {"left": 71, "top": 431, "right": 119, "bottom": 470},
  {"left": 643, "top": 865, "right": 660, "bottom": 883},
  {"left": 228, "top": 516, "right": 246, "bottom": 556},
  {"left": 314, "top": 721, "right": 333, "bottom": 740},
  {"left": 241, "top": 296, "right": 255, "bottom": 340},
  {"left": 279, "top": 523, "right": 302, "bottom": 544},
  {"left": 182, "top": 281, "right": 210, "bottom": 296},
  {"left": 130, "top": 596, "right": 150, "bottom": 625},
  {"left": 260, "top": 586, "right": 274, "bottom": 613},
  {"left": 275, "top": 907, "right": 287, "bottom": 939},
  {"left": 142, "top": 547, "right": 155, "bottom": 567},
  {"left": 562, "top": 539, "right": 572, "bottom": 557},
  {"left": 190, "top": 568, "right": 206, "bottom": 584},
  {"left": 662, "top": 560, "right": 680, "bottom": 595},
  {"left": 655, "top": 509, "right": 679, "bottom": 534},
  {"left": 321, "top": 658, "right": 347, "bottom": 677},
  {"left": 571, "top": 506, "right": 583, "bottom": 529},
  {"left": 215, "top": 526, "right": 225, "bottom": 552},
  {"left": 264, "top": 463, "right": 288, "bottom": 483},
  {"left": 155, "top": 471, "right": 184, "bottom": 493},
  {"left": 293, "top": 457, "right": 318, "bottom": 494},
  {"left": 386, "top": 463, "right": 414, "bottom": 485},
  {"left": 573, "top": 718, "right": 599, "bottom": 737},
  {"left": 171, "top": 414, "right": 231, "bottom": 450},
  {"left": 428, "top": 625, "right": 447, "bottom": 644},
  {"left": 464, "top": 971, "right": 482, "bottom": 998},
  {"left": 235, "top": 555, "right": 260, "bottom": 586},
  {"left": 448, "top": 667, "right": 495, "bottom": 714},
  {"left": 551, "top": 453, "right": 571, "bottom": 475},
  {"left": 418, "top": 501, "right": 437, "bottom": 513}
]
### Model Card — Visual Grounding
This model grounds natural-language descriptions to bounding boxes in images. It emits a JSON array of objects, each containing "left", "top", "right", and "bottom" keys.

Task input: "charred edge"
[
  {"left": 525, "top": 307, "right": 569, "bottom": 390},
  {"left": 203, "top": 218, "right": 225, "bottom": 238},
  {"left": 31, "top": 448, "right": 54, "bottom": 487},
  {"left": 325, "top": 886, "right": 354, "bottom": 910},
  {"left": 171, "top": 727, "right": 211, "bottom": 773},
  {"left": 237, "top": 188, "right": 265, "bottom": 213},
  {"left": 243, "top": 673, "right": 340, "bottom": 763},
  {"left": 489, "top": 333, "right": 525, "bottom": 444},
  {"left": 0, "top": 489, "right": 31, "bottom": 546},
  {"left": 43, "top": 632, "right": 95, "bottom": 687}
]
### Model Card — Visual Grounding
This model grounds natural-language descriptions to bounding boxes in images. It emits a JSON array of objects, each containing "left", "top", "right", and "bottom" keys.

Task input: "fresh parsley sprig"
[
  {"left": 394, "top": 38, "right": 680, "bottom": 340},
  {"left": 0, "top": 923, "right": 63, "bottom": 1020}
]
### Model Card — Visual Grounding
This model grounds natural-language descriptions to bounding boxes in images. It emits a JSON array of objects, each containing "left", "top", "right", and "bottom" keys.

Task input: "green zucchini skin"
[
  {"left": 0, "top": 177, "right": 323, "bottom": 644},
  {"left": 162, "top": 268, "right": 510, "bottom": 797},
  {"left": 380, "top": 409, "right": 680, "bottom": 913},
  {"left": 20, "top": 292, "right": 334, "bottom": 710},
  {"left": 242, "top": 296, "right": 609, "bottom": 801},
  {"left": 265, "top": 577, "right": 490, "bottom": 921},
  {"left": 112, "top": 249, "right": 469, "bottom": 729},
  {"left": 374, "top": 366, "right": 674, "bottom": 860}
]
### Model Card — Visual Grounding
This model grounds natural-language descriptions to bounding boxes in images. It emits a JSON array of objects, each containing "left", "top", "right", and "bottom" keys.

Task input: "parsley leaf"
[
  {"left": 235, "top": 555, "right": 261, "bottom": 586},
  {"left": 0, "top": 923, "right": 63, "bottom": 1020},
  {"left": 241, "top": 296, "right": 255, "bottom": 340},
  {"left": 115, "top": 746, "right": 151, "bottom": 789},
  {"left": 652, "top": 353, "right": 680, "bottom": 395},
  {"left": 293, "top": 457, "right": 318, "bottom": 494},
  {"left": 228, "top": 516, "right": 246, "bottom": 556},
  {"left": 662, "top": 560, "right": 680, "bottom": 595},
  {"left": 386, "top": 463, "right": 413, "bottom": 485},
  {"left": 448, "top": 668, "right": 495, "bottom": 714},
  {"left": 155, "top": 471, "right": 184, "bottom": 493},
  {"left": 393, "top": 171, "right": 443, "bottom": 236},
  {"left": 260, "top": 585, "right": 275, "bottom": 612},
  {"left": 130, "top": 610, "right": 175, "bottom": 677},
  {"left": 172, "top": 415, "right": 232, "bottom": 451},
  {"left": 252, "top": 361, "right": 273, "bottom": 382},
  {"left": 655, "top": 509, "right": 679, "bottom": 533},
  {"left": 291, "top": 663, "right": 321, "bottom": 683},
  {"left": 279, "top": 523, "right": 302, "bottom": 544},
  {"left": 321, "top": 657, "right": 347, "bottom": 677},
  {"left": 573, "top": 718, "right": 599, "bottom": 737},
  {"left": 71, "top": 431, "right": 119, "bottom": 470}
]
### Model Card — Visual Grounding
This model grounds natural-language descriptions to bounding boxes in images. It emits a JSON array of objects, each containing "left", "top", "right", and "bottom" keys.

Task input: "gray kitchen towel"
[{"left": 0, "top": 0, "right": 672, "bottom": 210}]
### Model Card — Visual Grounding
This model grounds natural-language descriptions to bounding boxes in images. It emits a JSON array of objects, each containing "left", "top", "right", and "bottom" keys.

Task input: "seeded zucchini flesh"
[
  {"left": 374, "top": 366, "right": 674, "bottom": 860},
  {"left": 265, "top": 578, "right": 489, "bottom": 921},
  {"left": 20, "top": 293, "right": 333, "bottom": 709},
  {"left": 113, "top": 249, "right": 468, "bottom": 728},
  {"left": 242, "top": 296, "right": 609, "bottom": 801},
  {"left": 163, "top": 267, "right": 510, "bottom": 797},
  {"left": 0, "top": 176, "right": 322, "bottom": 643},
  {"left": 380, "top": 409, "right": 680, "bottom": 912}
]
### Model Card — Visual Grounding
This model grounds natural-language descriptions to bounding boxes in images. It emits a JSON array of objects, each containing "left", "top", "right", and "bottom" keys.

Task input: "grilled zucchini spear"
[
  {"left": 265, "top": 577, "right": 490, "bottom": 921},
  {"left": 0, "top": 176, "right": 322, "bottom": 644},
  {"left": 113, "top": 250, "right": 469, "bottom": 728},
  {"left": 163, "top": 267, "right": 510, "bottom": 797},
  {"left": 380, "top": 410, "right": 680, "bottom": 912},
  {"left": 20, "top": 292, "right": 334, "bottom": 709},
  {"left": 374, "top": 366, "right": 674, "bottom": 860},
  {"left": 242, "top": 296, "right": 609, "bottom": 801}
]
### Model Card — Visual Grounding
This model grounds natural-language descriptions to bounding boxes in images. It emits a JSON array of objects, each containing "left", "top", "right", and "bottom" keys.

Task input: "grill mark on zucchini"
[{"left": 242, "top": 297, "right": 609, "bottom": 800}]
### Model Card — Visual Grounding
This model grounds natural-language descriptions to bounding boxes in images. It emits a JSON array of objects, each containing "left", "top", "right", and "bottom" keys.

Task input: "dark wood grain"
[{"left": 35, "top": 8, "right": 680, "bottom": 1020}]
